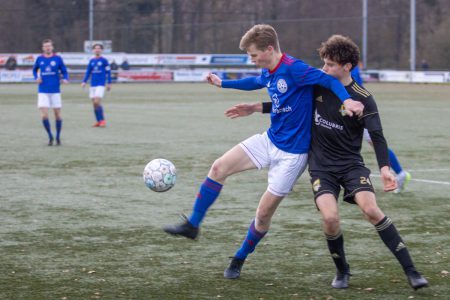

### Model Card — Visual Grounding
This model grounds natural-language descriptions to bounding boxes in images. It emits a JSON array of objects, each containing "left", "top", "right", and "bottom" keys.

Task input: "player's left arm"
[
  {"left": 59, "top": 57, "right": 69, "bottom": 83},
  {"left": 290, "top": 62, "right": 363, "bottom": 117},
  {"left": 105, "top": 59, "right": 112, "bottom": 90},
  {"left": 363, "top": 97, "right": 397, "bottom": 192}
]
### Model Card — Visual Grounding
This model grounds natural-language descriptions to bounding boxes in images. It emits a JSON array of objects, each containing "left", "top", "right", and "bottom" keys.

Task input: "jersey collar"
[{"left": 269, "top": 53, "right": 285, "bottom": 74}]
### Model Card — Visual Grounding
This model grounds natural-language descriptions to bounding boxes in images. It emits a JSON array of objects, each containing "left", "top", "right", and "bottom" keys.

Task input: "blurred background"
[{"left": 1, "top": 0, "right": 449, "bottom": 70}]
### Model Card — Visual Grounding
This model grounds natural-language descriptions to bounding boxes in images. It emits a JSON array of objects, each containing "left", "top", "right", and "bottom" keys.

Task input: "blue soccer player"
[
  {"left": 163, "top": 24, "right": 364, "bottom": 279},
  {"left": 351, "top": 66, "right": 411, "bottom": 193},
  {"left": 226, "top": 34, "right": 427, "bottom": 290},
  {"left": 81, "top": 43, "right": 111, "bottom": 127},
  {"left": 32, "top": 39, "right": 69, "bottom": 146}
]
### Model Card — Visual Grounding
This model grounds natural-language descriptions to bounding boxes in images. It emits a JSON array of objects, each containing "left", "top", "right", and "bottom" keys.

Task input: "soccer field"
[{"left": 0, "top": 83, "right": 449, "bottom": 299}]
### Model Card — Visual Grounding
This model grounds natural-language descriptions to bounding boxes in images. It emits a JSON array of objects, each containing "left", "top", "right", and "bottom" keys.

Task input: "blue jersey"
[
  {"left": 222, "top": 54, "right": 351, "bottom": 154},
  {"left": 351, "top": 66, "right": 363, "bottom": 86},
  {"left": 32, "top": 54, "right": 68, "bottom": 93},
  {"left": 83, "top": 57, "right": 111, "bottom": 87}
]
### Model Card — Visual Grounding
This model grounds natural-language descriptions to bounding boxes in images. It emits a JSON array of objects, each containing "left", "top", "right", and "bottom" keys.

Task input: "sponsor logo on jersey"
[
  {"left": 315, "top": 95, "right": 323, "bottom": 102},
  {"left": 314, "top": 109, "right": 343, "bottom": 130},
  {"left": 272, "top": 93, "right": 280, "bottom": 108},
  {"left": 271, "top": 93, "right": 292, "bottom": 114},
  {"left": 313, "top": 179, "right": 321, "bottom": 192}
]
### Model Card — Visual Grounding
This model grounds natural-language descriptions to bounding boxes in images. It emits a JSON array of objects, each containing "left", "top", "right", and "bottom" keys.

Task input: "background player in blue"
[
  {"left": 163, "top": 24, "right": 364, "bottom": 279},
  {"left": 32, "top": 39, "right": 69, "bottom": 146},
  {"left": 351, "top": 67, "right": 412, "bottom": 193},
  {"left": 81, "top": 44, "right": 111, "bottom": 127},
  {"left": 229, "top": 35, "right": 428, "bottom": 290}
]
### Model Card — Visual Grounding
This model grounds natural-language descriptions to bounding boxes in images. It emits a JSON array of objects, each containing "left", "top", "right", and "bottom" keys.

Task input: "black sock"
[
  {"left": 375, "top": 216, "right": 416, "bottom": 274},
  {"left": 326, "top": 231, "right": 349, "bottom": 274}
]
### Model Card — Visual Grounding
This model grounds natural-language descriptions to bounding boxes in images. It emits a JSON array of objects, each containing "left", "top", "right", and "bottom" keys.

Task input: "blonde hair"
[{"left": 239, "top": 24, "right": 280, "bottom": 52}]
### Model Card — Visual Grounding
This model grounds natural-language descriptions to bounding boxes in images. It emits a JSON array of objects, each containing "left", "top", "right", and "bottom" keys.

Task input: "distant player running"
[
  {"left": 163, "top": 24, "right": 364, "bottom": 279},
  {"left": 351, "top": 66, "right": 411, "bottom": 193},
  {"left": 32, "top": 39, "right": 69, "bottom": 146},
  {"left": 81, "top": 44, "right": 111, "bottom": 127},
  {"left": 228, "top": 35, "right": 428, "bottom": 290}
]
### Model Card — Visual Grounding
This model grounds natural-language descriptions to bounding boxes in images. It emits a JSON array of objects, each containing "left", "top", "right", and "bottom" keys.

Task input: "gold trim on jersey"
[{"left": 351, "top": 83, "right": 371, "bottom": 98}]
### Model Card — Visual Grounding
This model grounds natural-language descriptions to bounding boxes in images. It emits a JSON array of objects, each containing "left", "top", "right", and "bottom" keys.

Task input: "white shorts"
[
  {"left": 363, "top": 128, "right": 371, "bottom": 142},
  {"left": 37, "top": 93, "right": 62, "bottom": 108},
  {"left": 239, "top": 132, "right": 308, "bottom": 196},
  {"left": 89, "top": 86, "right": 105, "bottom": 98}
]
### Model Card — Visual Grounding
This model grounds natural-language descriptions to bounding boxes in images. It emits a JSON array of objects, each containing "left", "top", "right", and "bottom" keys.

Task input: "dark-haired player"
[
  {"left": 163, "top": 24, "right": 364, "bottom": 280},
  {"left": 81, "top": 43, "right": 111, "bottom": 127},
  {"left": 226, "top": 35, "right": 427, "bottom": 290}
]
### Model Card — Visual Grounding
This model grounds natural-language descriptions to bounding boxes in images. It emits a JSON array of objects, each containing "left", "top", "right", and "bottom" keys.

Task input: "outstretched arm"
[
  {"left": 291, "top": 63, "right": 364, "bottom": 117},
  {"left": 225, "top": 102, "right": 263, "bottom": 119},
  {"left": 206, "top": 72, "right": 265, "bottom": 91}
]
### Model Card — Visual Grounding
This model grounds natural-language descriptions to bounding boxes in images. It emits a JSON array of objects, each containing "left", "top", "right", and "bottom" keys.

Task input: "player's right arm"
[
  {"left": 82, "top": 60, "right": 93, "bottom": 87},
  {"left": 206, "top": 72, "right": 265, "bottom": 91},
  {"left": 32, "top": 58, "right": 42, "bottom": 84},
  {"left": 225, "top": 102, "right": 263, "bottom": 119}
]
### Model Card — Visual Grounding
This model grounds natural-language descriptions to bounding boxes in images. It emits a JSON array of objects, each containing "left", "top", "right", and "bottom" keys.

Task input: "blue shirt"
[
  {"left": 221, "top": 54, "right": 351, "bottom": 154},
  {"left": 32, "top": 55, "right": 68, "bottom": 93},
  {"left": 351, "top": 66, "right": 363, "bottom": 86},
  {"left": 83, "top": 57, "right": 111, "bottom": 87}
]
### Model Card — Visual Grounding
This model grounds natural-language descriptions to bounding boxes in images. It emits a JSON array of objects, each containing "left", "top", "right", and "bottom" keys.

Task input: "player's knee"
[
  {"left": 256, "top": 207, "right": 273, "bottom": 224},
  {"left": 362, "top": 206, "right": 383, "bottom": 222},
  {"left": 322, "top": 215, "right": 340, "bottom": 230},
  {"left": 209, "top": 159, "right": 229, "bottom": 181}
]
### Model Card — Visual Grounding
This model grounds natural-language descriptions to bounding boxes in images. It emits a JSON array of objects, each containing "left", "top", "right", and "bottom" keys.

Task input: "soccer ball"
[{"left": 143, "top": 158, "right": 177, "bottom": 192}]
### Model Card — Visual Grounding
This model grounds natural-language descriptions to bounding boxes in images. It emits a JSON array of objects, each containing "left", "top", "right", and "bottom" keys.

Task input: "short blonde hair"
[{"left": 239, "top": 24, "right": 280, "bottom": 52}]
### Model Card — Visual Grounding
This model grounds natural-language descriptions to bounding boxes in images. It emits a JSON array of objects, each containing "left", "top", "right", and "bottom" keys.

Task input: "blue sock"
[
  {"left": 56, "top": 119, "right": 62, "bottom": 141},
  {"left": 94, "top": 106, "right": 101, "bottom": 122},
  {"left": 235, "top": 219, "right": 267, "bottom": 260},
  {"left": 388, "top": 148, "right": 403, "bottom": 174},
  {"left": 42, "top": 119, "right": 53, "bottom": 140},
  {"left": 98, "top": 105, "right": 104, "bottom": 121},
  {"left": 188, "top": 177, "right": 223, "bottom": 228}
]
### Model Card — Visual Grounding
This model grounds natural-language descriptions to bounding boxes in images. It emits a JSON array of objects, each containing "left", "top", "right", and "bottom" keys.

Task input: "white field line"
[
  {"left": 408, "top": 169, "right": 450, "bottom": 172},
  {"left": 371, "top": 174, "right": 450, "bottom": 185}
]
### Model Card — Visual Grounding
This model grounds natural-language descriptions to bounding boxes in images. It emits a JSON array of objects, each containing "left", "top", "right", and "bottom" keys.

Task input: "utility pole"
[
  {"left": 362, "top": 0, "right": 368, "bottom": 69},
  {"left": 89, "top": 0, "right": 94, "bottom": 48},
  {"left": 410, "top": 0, "right": 416, "bottom": 71}
]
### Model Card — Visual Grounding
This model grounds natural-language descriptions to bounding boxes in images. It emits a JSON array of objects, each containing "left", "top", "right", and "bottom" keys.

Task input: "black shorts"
[{"left": 309, "top": 165, "right": 375, "bottom": 206}]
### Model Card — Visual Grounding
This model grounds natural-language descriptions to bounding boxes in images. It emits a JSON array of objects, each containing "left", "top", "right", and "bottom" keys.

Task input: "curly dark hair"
[{"left": 318, "top": 35, "right": 360, "bottom": 70}]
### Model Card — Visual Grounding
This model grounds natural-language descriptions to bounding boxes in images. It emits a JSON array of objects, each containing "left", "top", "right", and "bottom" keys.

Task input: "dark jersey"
[{"left": 308, "top": 81, "right": 382, "bottom": 172}]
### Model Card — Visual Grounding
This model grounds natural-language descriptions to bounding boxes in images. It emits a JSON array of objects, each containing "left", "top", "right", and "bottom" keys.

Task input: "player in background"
[
  {"left": 351, "top": 66, "right": 411, "bottom": 193},
  {"left": 163, "top": 24, "right": 364, "bottom": 280},
  {"left": 81, "top": 44, "right": 111, "bottom": 127},
  {"left": 226, "top": 35, "right": 428, "bottom": 290},
  {"left": 32, "top": 39, "right": 69, "bottom": 146}
]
